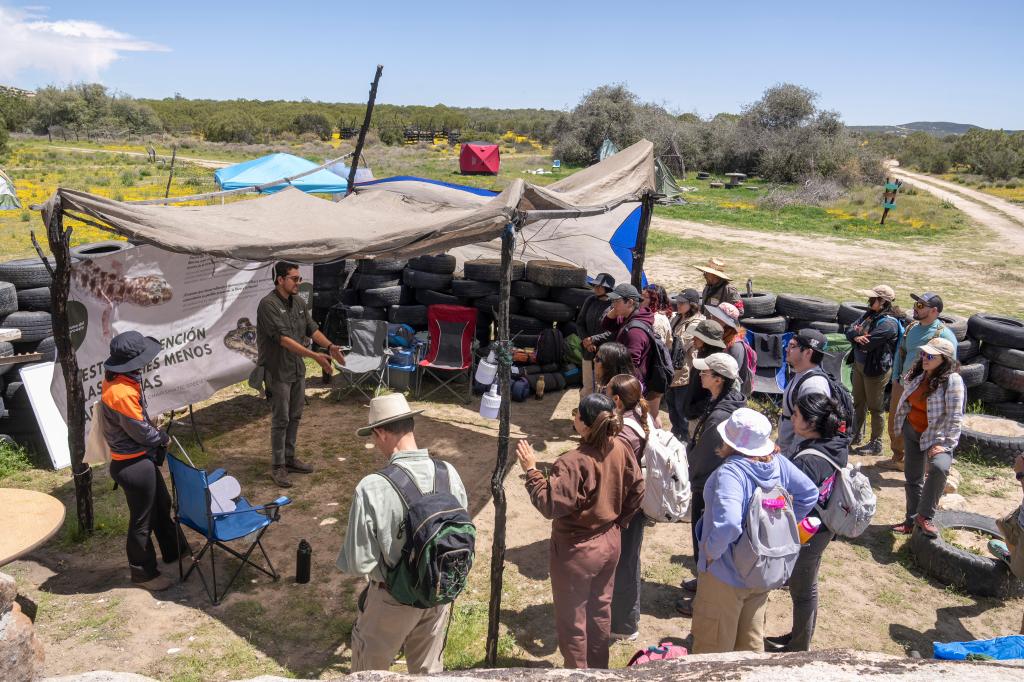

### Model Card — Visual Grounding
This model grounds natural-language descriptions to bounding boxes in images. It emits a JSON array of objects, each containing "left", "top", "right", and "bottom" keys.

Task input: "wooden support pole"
[
  {"left": 39, "top": 199, "right": 93, "bottom": 533},
  {"left": 631, "top": 192, "right": 655, "bottom": 288},
  {"left": 485, "top": 221, "right": 517, "bottom": 666},
  {"left": 164, "top": 146, "right": 177, "bottom": 199},
  {"left": 346, "top": 65, "right": 383, "bottom": 197}
]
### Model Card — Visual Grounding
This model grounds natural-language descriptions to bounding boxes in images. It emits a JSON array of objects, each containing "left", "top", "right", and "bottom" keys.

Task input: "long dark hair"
[
  {"left": 606, "top": 374, "right": 650, "bottom": 440},
  {"left": 596, "top": 342, "right": 635, "bottom": 384},
  {"left": 907, "top": 354, "right": 960, "bottom": 395},
  {"left": 578, "top": 393, "right": 623, "bottom": 450},
  {"left": 795, "top": 393, "right": 846, "bottom": 440}
]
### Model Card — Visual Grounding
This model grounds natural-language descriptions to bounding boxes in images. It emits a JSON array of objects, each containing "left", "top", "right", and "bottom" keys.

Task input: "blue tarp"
[
  {"left": 933, "top": 635, "right": 1024, "bottom": 660},
  {"left": 214, "top": 153, "right": 348, "bottom": 194}
]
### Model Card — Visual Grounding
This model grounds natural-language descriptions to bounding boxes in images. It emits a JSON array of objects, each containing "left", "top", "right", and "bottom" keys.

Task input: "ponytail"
[
  {"left": 577, "top": 392, "right": 623, "bottom": 450},
  {"left": 606, "top": 373, "right": 650, "bottom": 440}
]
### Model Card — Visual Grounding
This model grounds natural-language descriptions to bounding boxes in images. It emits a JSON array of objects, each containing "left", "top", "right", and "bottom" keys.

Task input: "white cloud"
[{"left": 0, "top": 5, "right": 169, "bottom": 84}]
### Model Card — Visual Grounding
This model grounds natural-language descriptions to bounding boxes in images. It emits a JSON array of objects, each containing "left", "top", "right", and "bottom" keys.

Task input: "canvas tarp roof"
[
  {"left": 44, "top": 140, "right": 655, "bottom": 263},
  {"left": 214, "top": 152, "right": 349, "bottom": 194}
]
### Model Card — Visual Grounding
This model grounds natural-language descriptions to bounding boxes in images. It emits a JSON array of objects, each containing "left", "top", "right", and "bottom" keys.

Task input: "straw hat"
[
  {"left": 357, "top": 394, "right": 424, "bottom": 436},
  {"left": 693, "top": 257, "right": 732, "bottom": 281},
  {"left": 716, "top": 407, "right": 775, "bottom": 457}
]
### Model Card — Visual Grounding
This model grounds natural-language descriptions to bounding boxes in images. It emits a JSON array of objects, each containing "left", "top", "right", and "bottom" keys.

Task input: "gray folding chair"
[{"left": 333, "top": 319, "right": 391, "bottom": 400}]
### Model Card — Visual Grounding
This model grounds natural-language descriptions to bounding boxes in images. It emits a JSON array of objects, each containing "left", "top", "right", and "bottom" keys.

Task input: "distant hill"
[{"left": 848, "top": 121, "right": 1019, "bottom": 137}]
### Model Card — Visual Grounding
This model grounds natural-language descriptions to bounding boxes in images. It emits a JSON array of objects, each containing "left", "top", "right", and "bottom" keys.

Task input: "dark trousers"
[
  {"left": 665, "top": 385, "right": 689, "bottom": 440},
  {"left": 110, "top": 456, "right": 187, "bottom": 582},
  {"left": 269, "top": 377, "right": 305, "bottom": 467},
  {"left": 786, "top": 526, "right": 834, "bottom": 651},
  {"left": 549, "top": 526, "right": 620, "bottom": 669},
  {"left": 690, "top": 479, "right": 707, "bottom": 566},
  {"left": 610, "top": 514, "right": 646, "bottom": 635}
]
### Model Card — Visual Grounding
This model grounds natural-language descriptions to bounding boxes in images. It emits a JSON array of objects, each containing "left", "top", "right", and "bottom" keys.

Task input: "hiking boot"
[
  {"left": 134, "top": 573, "right": 174, "bottom": 592},
  {"left": 854, "top": 439, "right": 883, "bottom": 455},
  {"left": 891, "top": 521, "right": 914, "bottom": 535},
  {"left": 286, "top": 457, "right": 314, "bottom": 474},
  {"left": 271, "top": 466, "right": 293, "bottom": 488},
  {"left": 764, "top": 633, "right": 792, "bottom": 652},
  {"left": 914, "top": 514, "right": 938, "bottom": 539},
  {"left": 674, "top": 597, "right": 694, "bottom": 617},
  {"left": 610, "top": 630, "right": 639, "bottom": 642},
  {"left": 681, "top": 577, "right": 698, "bottom": 594},
  {"left": 877, "top": 456, "right": 904, "bottom": 471}
]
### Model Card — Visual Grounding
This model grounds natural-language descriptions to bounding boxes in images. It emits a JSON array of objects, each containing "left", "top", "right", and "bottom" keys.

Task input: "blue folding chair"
[{"left": 167, "top": 445, "right": 291, "bottom": 605}]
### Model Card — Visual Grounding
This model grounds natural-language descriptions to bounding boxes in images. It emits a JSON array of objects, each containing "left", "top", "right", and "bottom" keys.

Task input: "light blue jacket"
[{"left": 697, "top": 454, "right": 818, "bottom": 588}]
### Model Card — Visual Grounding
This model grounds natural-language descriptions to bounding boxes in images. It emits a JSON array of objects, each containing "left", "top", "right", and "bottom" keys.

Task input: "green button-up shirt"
[
  {"left": 256, "top": 289, "right": 318, "bottom": 384},
  {"left": 336, "top": 449, "right": 469, "bottom": 583}
]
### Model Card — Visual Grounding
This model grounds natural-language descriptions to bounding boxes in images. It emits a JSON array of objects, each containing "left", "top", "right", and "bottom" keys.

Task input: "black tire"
[
  {"left": 4, "top": 381, "right": 30, "bottom": 408},
  {"left": 0, "top": 341, "right": 12, "bottom": 379},
  {"left": 451, "top": 279, "right": 499, "bottom": 297},
  {"left": 0, "top": 282, "right": 15, "bottom": 316},
  {"left": 957, "top": 358, "right": 989, "bottom": 388},
  {"left": 957, "top": 414, "right": 1024, "bottom": 465},
  {"left": 775, "top": 294, "right": 840, "bottom": 322},
  {"left": 407, "top": 254, "right": 457, "bottom": 275},
  {"left": 339, "top": 288, "right": 361, "bottom": 305},
  {"left": 313, "top": 274, "right": 340, "bottom": 293},
  {"left": 416, "top": 289, "right": 463, "bottom": 306},
  {"left": 957, "top": 337, "right": 980, "bottom": 362},
  {"left": 982, "top": 344, "right": 1024, "bottom": 371},
  {"left": 787, "top": 318, "right": 840, "bottom": 334},
  {"left": 525, "top": 260, "right": 587, "bottom": 288},
  {"left": 967, "top": 313, "right": 1024, "bottom": 349},
  {"left": 69, "top": 240, "right": 133, "bottom": 258},
  {"left": 388, "top": 305, "right": 428, "bottom": 326},
  {"left": 938, "top": 314, "right": 969, "bottom": 342},
  {"left": 988, "top": 401, "right": 1024, "bottom": 422},
  {"left": 356, "top": 257, "right": 408, "bottom": 274},
  {"left": 511, "top": 280, "right": 550, "bottom": 299},
  {"left": 968, "top": 381, "right": 1017, "bottom": 404},
  {"left": 509, "top": 314, "right": 550, "bottom": 340},
  {"left": 742, "top": 315, "right": 788, "bottom": 334},
  {"left": 463, "top": 258, "right": 525, "bottom": 282},
  {"left": 525, "top": 299, "right": 577, "bottom": 322},
  {"left": 739, "top": 292, "right": 776, "bottom": 318},
  {"left": 33, "top": 337, "right": 56, "bottom": 363},
  {"left": 312, "top": 290, "right": 338, "bottom": 310},
  {"left": 991, "top": 363, "right": 1024, "bottom": 393},
  {"left": 838, "top": 301, "right": 869, "bottom": 326},
  {"left": 909, "top": 510, "right": 1024, "bottom": 599},
  {"left": 0, "top": 258, "right": 54, "bottom": 290},
  {"left": 474, "top": 295, "right": 521, "bottom": 315},
  {"left": 550, "top": 287, "right": 593, "bottom": 308},
  {"left": 342, "top": 305, "right": 387, "bottom": 321},
  {"left": 0, "top": 311, "right": 52, "bottom": 342},
  {"left": 360, "top": 285, "right": 404, "bottom": 307},
  {"left": 350, "top": 273, "right": 400, "bottom": 291},
  {"left": 402, "top": 269, "right": 454, "bottom": 290}
]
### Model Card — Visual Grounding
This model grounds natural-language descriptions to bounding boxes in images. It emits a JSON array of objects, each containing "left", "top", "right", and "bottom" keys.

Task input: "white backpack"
[
  {"left": 795, "top": 448, "right": 876, "bottom": 538},
  {"left": 623, "top": 417, "right": 691, "bottom": 523}
]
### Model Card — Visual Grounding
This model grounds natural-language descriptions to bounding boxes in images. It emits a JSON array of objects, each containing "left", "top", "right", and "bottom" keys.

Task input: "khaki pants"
[
  {"left": 851, "top": 361, "right": 890, "bottom": 443},
  {"left": 886, "top": 381, "right": 905, "bottom": 461},
  {"left": 581, "top": 359, "right": 596, "bottom": 398},
  {"left": 691, "top": 570, "right": 770, "bottom": 654},
  {"left": 350, "top": 582, "right": 451, "bottom": 674},
  {"left": 995, "top": 506, "right": 1024, "bottom": 635}
]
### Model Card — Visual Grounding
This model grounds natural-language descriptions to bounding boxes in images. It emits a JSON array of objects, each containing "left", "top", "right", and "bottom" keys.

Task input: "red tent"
[{"left": 459, "top": 143, "right": 500, "bottom": 175}]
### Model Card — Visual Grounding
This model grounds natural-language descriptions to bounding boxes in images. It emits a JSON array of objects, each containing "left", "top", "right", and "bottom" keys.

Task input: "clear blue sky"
[{"left": 2, "top": 1, "right": 1021, "bottom": 128}]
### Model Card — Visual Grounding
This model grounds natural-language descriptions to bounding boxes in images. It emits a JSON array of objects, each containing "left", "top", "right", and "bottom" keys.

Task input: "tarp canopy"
[
  {"left": 459, "top": 143, "right": 500, "bottom": 174},
  {"left": 44, "top": 139, "right": 655, "bottom": 264},
  {"left": 0, "top": 169, "right": 21, "bottom": 210},
  {"left": 214, "top": 152, "right": 349, "bottom": 194},
  {"left": 599, "top": 139, "right": 619, "bottom": 161},
  {"left": 655, "top": 157, "right": 685, "bottom": 204}
]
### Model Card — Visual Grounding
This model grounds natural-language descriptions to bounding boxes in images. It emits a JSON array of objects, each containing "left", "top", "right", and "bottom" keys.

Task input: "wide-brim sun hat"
[
  {"left": 693, "top": 258, "right": 731, "bottom": 281},
  {"left": 691, "top": 320, "right": 726, "bottom": 348},
  {"left": 706, "top": 303, "right": 740, "bottom": 330},
  {"left": 717, "top": 407, "right": 775, "bottom": 457},
  {"left": 357, "top": 393, "right": 424, "bottom": 436},
  {"left": 104, "top": 331, "right": 162, "bottom": 373}
]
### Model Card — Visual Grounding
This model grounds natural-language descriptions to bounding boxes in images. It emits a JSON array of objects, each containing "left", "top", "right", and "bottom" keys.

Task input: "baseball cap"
[
  {"left": 920, "top": 337, "right": 956, "bottom": 361},
  {"left": 693, "top": 352, "right": 740, "bottom": 381},
  {"left": 793, "top": 328, "right": 832, "bottom": 355},
  {"left": 606, "top": 283, "right": 641, "bottom": 302},
  {"left": 589, "top": 272, "right": 615, "bottom": 290},
  {"left": 673, "top": 288, "right": 701, "bottom": 305},
  {"left": 859, "top": 284, "right": 896, "bottom": 302},
  {"left": 911, "top": 292, "right": 944, "bottom": 312}
]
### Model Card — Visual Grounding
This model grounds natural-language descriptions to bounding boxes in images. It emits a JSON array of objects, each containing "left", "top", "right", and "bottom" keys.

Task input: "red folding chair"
[{"left": 415, "top": 304, "right": 478, "bottom": 403}]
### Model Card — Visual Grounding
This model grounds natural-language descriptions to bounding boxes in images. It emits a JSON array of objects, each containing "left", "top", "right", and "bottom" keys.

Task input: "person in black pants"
[{"left": 101, "top": 331, "right": 188, "bottom": 591}]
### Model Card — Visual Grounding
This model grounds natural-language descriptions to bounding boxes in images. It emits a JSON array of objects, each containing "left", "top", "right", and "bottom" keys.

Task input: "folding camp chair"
[
  {"left": 333, "top": 318, "right": 391, "bottom": 400},
  {"left": 415, "top": 304, "right": 477, "bottom": 403},
  {"left": 747, "top": 330, "right": 794, "bottom": 421},
  {"left": 167, "top": 443, "right": 291, "bottom": 606}
]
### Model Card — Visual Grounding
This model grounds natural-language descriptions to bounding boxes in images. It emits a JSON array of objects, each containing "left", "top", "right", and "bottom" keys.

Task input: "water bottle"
[
  {"left": 535, "top": 375, "right": 545, "bottom": 400},
  {"left": 296, "top": 539, "right": 312, "bottom": 584}
]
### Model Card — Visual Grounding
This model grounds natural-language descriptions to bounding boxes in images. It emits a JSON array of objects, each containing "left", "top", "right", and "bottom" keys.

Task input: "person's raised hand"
[
  {"left": 516, "top": 440, "right": 537, "bottom": 473},
  {"left": 315, "top": 353, "right": 333, "bottom": 375},
  {"left": 329, "top": 345, "right": 346, "bottom": 366},
  {"left": 926, "top": 445, "right": 944, "bottom": 459}
]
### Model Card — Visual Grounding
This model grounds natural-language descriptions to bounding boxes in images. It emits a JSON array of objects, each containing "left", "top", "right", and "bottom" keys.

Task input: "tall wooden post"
[
  {"left": 485, "top": 221, "right": 516, "bottom": 666},
  {"left": 164, "top": 146, "right": 178, "bottom": 199},
  {"left": 345, "top": 65, "right": 383, "bottom": 197},
  {"left": 41, "top": 198, "right": 93, "bottom": 532},
  {"left": 631, "top": 192, "right": 655, "bottom": 288}
]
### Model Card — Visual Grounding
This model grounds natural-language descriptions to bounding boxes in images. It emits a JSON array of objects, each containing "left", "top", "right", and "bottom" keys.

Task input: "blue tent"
[{"left": 214, "top": 153, "right": 348, "bottom": 194}]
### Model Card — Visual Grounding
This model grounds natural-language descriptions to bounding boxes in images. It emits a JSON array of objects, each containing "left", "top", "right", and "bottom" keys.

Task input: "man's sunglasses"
[{"left": 913, "top": 301, "right": 932, "bottom": 310}]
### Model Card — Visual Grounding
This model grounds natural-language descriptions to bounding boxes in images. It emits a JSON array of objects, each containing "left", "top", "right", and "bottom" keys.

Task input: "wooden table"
[{"left": 0, "top": 488, "right": 66, "bottom": 567}]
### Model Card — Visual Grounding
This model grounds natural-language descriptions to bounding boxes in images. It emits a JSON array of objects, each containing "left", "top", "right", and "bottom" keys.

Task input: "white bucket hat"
[
  {"left": 716, "top": 407, "right": 775, "bottom": 457},
  {"left": 357, "top": 393, "right": 423, "bottom": 436}
]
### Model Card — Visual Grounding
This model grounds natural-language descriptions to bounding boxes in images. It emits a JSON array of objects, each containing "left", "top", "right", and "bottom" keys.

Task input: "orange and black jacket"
[{"left": 101, "top": 372, "right": 168, "bottom": 461}]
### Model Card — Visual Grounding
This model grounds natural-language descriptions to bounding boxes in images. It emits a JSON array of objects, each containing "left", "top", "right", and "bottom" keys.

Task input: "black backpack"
[
  {"left": 534, "top": 327, "right": 565, "bottom": 366},
  {"left": 377, "top": 460, "right": 476, "bottom": 608},
  {"left": 786, "top": 367, "right": 857, "bottom": 440},
  {"left": 623, "top": 319, "right": 674, "bottom": 394}
]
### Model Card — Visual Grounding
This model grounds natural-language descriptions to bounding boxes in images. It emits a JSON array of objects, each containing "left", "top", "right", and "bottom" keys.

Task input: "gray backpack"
[
  {"left": 796, "top": 448, "right": 876, "bottom": 538},
  {"left": 731, "top": 469, "right": 802, "bottom": 590}
]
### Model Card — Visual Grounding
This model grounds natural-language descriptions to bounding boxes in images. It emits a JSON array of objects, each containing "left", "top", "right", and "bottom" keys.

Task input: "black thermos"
[{"left": 296, "top": 539, "right": 312, "bottom": 584}]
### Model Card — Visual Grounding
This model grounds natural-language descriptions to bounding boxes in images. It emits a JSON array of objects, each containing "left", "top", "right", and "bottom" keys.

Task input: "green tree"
[
  {"left": 292, "top": 112, "right": 332, "bottom": 141},
  {"left": 0, "top": 114, "right": 9, "bottom": 157}
]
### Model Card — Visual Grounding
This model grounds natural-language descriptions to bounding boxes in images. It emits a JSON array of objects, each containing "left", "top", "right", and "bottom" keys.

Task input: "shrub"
[
  {"left": 0, "top": 439, "right": 31, "bottom": 479},
  {"left": 0, "top": 114, "right": 8, "bottom": 157},
  {"left": 119, "top": 170, "right": 136, "bottom": 187},
  {"left": 293, "top": 112, "right": 332, "bottom": 141},
  {"left": 204, "top": 111, "right": 264, "bottom": 144}
]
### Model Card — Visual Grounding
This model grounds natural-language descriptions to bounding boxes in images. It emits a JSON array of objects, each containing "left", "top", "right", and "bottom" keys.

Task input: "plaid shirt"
[{"left": 894, "top": 371, "right": 965, "bottom": 451}]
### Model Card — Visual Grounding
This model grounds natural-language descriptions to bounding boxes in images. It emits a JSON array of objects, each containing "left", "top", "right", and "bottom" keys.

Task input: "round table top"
[{"left": 0, "top": 488, "right": 66, "bottom": 567}]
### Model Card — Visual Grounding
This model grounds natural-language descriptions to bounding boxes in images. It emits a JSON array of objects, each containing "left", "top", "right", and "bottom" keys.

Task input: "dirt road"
[{"left": 50, "top": 145, "right": 232, "bottom": 169}]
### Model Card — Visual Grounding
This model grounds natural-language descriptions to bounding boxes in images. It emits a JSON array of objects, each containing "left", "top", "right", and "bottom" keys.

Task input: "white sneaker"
[{"left": 610, "top": 630, "right": 639, "bottom": 642}]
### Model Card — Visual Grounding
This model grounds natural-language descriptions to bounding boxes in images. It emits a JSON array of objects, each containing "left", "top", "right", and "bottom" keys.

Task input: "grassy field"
[{"left": 940, "top": 171, "right": 1024, "bottom": 204}]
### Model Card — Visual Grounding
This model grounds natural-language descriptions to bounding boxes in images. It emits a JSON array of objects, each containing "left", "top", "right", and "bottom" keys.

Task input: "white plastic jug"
[
  {"left": 475, "top": 349, "right": 498, "bottom": 385},
  {"left": 479, "top": 384, "right": 501, "bottom": 419}
]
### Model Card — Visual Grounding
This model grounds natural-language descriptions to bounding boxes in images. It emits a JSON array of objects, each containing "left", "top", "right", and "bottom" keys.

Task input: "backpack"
[
  {"left": 377, "top": 460, "right": 476, "bottom": 608},
  {"left": 623, "top": 417, "right": 691, "bottom": 523},
  {"left": 623, "top": 319, "right": 674, "bottom": 394},
  {"left": 795, "top": 448, "right": 877, "bottom": 538},
  {"left": 740, "top": 338, "right": 758, "bottom": 375},
  {"left": 534, "top": 327, "right": 565, "bottom": 366},
  {"left": 730, "top": 467, "right": 802, "bottom": 590},
  {"left": 786, "top": 368, "right": 856, "bottom": 440},
  {"left": 627, "top": 641, "right": 688, "bottom": 666}
]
